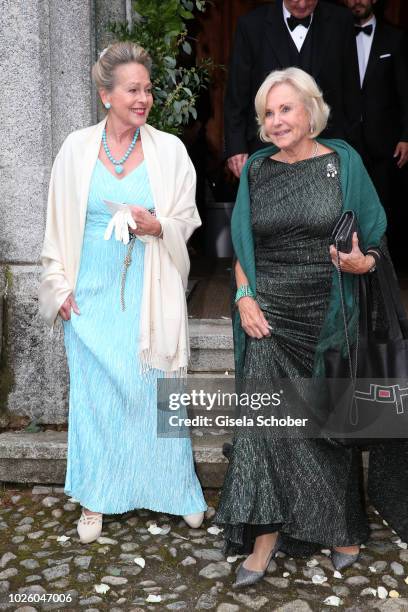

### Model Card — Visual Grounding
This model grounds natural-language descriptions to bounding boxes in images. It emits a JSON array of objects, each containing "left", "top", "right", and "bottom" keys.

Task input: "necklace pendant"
[{"left": 115, "top": 164, "right": 124, "bottom": 175}]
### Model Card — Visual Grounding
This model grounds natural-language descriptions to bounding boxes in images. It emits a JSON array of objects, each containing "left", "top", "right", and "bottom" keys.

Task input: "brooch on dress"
[{"left": 326, "top": 163, "right": 338, "bottom": 178}]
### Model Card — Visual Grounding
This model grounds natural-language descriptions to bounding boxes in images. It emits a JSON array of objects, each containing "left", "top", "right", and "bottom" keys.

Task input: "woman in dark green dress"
[{"left": 214, "top": 67, "right": 391, "bottom": 587}]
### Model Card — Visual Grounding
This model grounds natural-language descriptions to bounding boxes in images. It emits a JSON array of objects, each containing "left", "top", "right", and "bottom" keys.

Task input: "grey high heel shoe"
[
  {"left": 331, "top": 549, "right": 360, "bottom": 571},
  {"left": 233, "top": 535, "right": 281, "bottom": 588}
]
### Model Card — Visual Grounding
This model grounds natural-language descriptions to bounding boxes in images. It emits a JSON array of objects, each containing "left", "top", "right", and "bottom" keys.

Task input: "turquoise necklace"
[{"left": 102, "top": 127, "right": 139, "bottom": 174}]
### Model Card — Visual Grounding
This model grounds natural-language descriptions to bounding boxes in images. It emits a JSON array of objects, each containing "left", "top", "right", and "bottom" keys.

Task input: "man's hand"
[
  {"left": 227, "top": 153, "right": 248, "bottom": 178},
  {"left": 393, "top": 141, "right": 408, "bottom": 168},
  {"left": 59, "top": 294, "right": 80, "bottom": 321},
  {"left": 237, "top": 297, "right": 271, "bottom": 339}
]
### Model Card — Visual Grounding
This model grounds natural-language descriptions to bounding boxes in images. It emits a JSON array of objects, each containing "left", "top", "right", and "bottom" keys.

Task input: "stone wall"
[{"left": 0, "top": 0, "right": 127, "bottom": 425}]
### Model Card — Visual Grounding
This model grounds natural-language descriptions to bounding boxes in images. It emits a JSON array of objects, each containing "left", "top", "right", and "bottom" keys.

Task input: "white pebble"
[
  {"left": 134, "top": 557, "right": 145, "bottom": 568},
  {"left": 207, "top": 526, "right": 223, "bottom": 535},
  {"left": 333, "top": 571, "right": 342, "bottom": 579},
  {"left": 307, "top": 559, "right": 319, "bottom": 567},
  {"left": 362, "top": 588, "right": 377, "bottom": 597},
  {"left": 323, "top": 596, "right": 342, "bottom": 607},
  {"left": 56, "top": 535, "right": 70, "bottom": 543},
  {"left": 147, "top": 524, "right": 171, "bottom": 535},
  {"left": 312, "top": 574, "right": 328, "bottom": 584},
  {"left": 94, "top": 583, "right": 110, "bottom": 594},
  {"left": 377, "top": 586, "right": 388, "bottom": 599},
  {"left": 146, "top": 594, "right": 162, "bottom": 603}
]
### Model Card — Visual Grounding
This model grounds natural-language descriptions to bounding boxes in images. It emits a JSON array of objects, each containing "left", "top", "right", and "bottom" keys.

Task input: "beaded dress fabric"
[
  {"left": 215, "top": 153, "right": 371, "bottom": 556},
  {"left": 62, "top": 159, "right": 206, "bottom": 515}
]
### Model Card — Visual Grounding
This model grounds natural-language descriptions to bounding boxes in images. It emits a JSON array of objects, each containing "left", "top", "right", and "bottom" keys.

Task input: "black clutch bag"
[{"left": 330, "top": 210, "right": 358, "bottom": 253}]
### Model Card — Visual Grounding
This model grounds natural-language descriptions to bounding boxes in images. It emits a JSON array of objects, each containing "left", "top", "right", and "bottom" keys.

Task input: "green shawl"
[{"left": 231, "top": 138, "right": 387, "bottom": 377}]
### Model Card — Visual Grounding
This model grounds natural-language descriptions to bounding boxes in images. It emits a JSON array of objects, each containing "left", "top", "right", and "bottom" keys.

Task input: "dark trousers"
[{"left": 363, "top": 153, "right": 408, "bottom": 269}]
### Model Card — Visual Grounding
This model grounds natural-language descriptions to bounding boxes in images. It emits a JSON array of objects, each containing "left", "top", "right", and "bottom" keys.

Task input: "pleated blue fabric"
[{"left": 63, "top": 160, "right": 207, "bottom": 515}]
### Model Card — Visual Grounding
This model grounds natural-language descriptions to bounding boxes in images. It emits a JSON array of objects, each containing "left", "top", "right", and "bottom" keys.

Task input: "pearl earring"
[{"left": 104, "top": 102, "right": 111, "bottom": 110}]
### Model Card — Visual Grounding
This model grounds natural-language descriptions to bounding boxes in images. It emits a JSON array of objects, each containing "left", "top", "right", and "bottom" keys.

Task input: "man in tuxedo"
[
  {"left": 344, "top": 0, "right": 408, "bottom": 260},
  {"left": 224, "top": 0, "right": 361, "bottom": 177}
]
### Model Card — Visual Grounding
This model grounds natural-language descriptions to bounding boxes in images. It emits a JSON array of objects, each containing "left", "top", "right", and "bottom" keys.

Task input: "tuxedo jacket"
[
  {"left": 224, "top": 0, "right": 361, "bottom": 157},
  {"left": 360, "top": 22, "right": 408, "bottom": 160}
]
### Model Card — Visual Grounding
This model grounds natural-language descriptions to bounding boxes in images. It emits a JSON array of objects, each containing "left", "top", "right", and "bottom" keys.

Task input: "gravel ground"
[{"left": 0, "top": 485, "right": 407, "bottom": 611}]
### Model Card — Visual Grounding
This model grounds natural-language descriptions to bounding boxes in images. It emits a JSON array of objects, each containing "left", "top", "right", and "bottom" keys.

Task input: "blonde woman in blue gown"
[{"left": 39, "top": 42, "right": 207, "bottom": 543}]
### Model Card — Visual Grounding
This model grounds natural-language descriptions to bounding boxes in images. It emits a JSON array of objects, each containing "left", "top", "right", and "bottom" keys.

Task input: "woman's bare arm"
[{"left": 235, "top": 260, "right": 271, "bottom": 339}]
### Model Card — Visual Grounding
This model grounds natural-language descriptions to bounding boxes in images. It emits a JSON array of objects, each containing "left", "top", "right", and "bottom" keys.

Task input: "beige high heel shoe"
[
  {"left": 183, "top": 512, "right": 204, "bottom": 528},
  {"left": 77, "top": 508, "right": 103, "bottom": 544}
]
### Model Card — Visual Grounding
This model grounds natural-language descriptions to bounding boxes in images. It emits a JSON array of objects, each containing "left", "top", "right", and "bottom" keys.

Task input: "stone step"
[
  {"left": 0, "top": 427, "right": 370, "bottom": 490},
  {"left": 189, "top": 318, "right": 234, "bottom": 372},
  {"left": 0, "top": 429, "right": 231, "bottom": 489}
]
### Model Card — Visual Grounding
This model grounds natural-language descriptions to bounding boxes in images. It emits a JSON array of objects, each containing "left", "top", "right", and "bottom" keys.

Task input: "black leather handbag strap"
[
  {"left": 334, "top": 245, "right": 358, "bottom": 380},
  {"left": 335, "top": 242, "right": 359, "bottom": 426},
  {"left": 369, "top": 250, "right": 407, "bottom": 340}
]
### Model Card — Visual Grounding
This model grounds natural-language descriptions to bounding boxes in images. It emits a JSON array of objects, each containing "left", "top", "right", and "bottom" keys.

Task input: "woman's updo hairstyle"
[
  {"left": 255, "top": 67, "right": 330, "bottom": 141},
  {"left": 92, "top": 42, "right": 152, "bottom": 92}
]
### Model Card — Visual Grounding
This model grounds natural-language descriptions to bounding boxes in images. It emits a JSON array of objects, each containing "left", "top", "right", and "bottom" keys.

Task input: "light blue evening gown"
[{"left": 63, "top": 159, "right": 207, "bottom": 515}]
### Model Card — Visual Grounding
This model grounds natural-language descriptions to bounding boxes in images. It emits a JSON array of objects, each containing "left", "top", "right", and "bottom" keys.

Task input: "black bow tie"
[
  {"left": 286, "top": 14, "right": 312, "bottom": 31},
  {"left": 355, "top": 24, "right": 373, "bottom": 36}
]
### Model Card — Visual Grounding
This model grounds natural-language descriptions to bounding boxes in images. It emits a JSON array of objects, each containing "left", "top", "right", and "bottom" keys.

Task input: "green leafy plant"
[{"left": 109, "top": 0, "right": 212, "bottom": 134}]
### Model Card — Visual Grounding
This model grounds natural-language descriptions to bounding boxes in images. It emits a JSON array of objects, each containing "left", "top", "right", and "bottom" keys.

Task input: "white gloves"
[{"left": 104, "top": 207, "right": 136, "bottom": 245}]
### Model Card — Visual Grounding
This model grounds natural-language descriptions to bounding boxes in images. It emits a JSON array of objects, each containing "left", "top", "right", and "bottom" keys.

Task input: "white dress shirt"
[
  {"left": 283, "top": 2, "right": 313, "bottom": 52},
  {"left": 355, "top": 15, "right": 376, "bottom": 87}
]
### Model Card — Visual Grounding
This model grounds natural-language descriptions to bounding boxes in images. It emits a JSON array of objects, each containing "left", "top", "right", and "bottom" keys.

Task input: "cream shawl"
[{"left": 39, "top": 118, "right": 201, "bottom": 374}]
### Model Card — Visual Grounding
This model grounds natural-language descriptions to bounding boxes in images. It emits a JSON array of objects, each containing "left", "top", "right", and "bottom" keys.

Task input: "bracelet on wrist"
[
  {"left": 366, "top": 250, "right": 378, "bottom": 273},
  {"left": 235, "top": 284, "right": 255, "bottom": 304}
]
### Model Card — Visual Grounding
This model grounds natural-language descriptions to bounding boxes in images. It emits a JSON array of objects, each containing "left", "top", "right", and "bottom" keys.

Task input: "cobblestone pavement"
[{"left": 0, "top": 485, "right": 407, "bottom": 611}]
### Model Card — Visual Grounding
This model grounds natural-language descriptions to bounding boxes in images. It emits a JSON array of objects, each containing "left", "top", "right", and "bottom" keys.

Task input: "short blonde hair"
[
  {"left": 255, "top": 67, "right": 330, "bottom": 141},
  {"left": 92, "top": 42, "right": 152, "bottom": 92}
]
